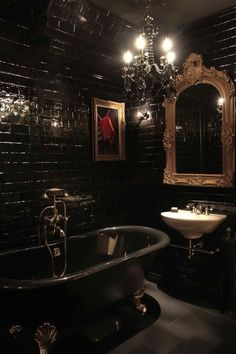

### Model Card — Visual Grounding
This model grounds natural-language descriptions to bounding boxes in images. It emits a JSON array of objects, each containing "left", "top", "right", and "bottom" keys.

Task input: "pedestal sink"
[{"left": 161, "top": 209, "right": 227, "bottom": 239}]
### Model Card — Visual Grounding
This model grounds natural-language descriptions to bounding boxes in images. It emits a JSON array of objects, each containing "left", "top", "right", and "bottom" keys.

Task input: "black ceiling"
[
  {"left": 1, "top": 0, "right": 235, "bottom": 37},
  {"left": 90, "top": 0, "right": 236, "bottom": 32}
]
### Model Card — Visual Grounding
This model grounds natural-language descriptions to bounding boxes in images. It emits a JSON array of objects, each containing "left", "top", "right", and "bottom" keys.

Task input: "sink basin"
[{"left": 161, "top": 209, "right": 227, "bottom": 239}]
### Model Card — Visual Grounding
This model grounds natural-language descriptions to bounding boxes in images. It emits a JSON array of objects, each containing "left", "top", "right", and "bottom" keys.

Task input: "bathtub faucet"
[
  {"left": 38, "top": 188, "right": 69, "bottom": 244},
  {"left": 43, "top": 215, "right": 66, "bottom": 238},
  {"left": 38, "top": 188, "right": 69, "bottom": 278}
]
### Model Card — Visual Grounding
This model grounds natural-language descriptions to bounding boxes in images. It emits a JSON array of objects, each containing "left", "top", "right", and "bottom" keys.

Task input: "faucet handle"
[
  {"left": 204, "top": 205, "right": 213, "bottom": 215},
  {"left": 186, "top": 202, "right": 193, "bottom": 210},
  {"left": 197, "top": 204, "right": 203, "bottom": 214},
  {"left": 186, "top": 203, "right": 196, "bottom": 213}
]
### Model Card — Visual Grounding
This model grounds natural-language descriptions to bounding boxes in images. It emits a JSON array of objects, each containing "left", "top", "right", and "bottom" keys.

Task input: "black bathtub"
[{"left": 0, "top": 226, "right": 169, "bottom": 327}]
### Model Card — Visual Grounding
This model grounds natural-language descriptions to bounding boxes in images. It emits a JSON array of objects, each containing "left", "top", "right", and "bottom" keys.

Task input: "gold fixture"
[
  {"left": 131, "top": 285, "right": 147, "bottom": 314},
  {"left": 38, "top": 188, "right": 69, "bottom": 277},
  {"left": 34, "top": 322, "right": 58, "bottom": 354},
  {"left": 9, "top": 324, "right": 23, "bottom": 336},
  {"left": 163, "top": 53, "right": 235, "bottom": 187},
  {"left": 0, "top": 88, "right": 37, "bottom": 120},
  {"left": 137, "top": 111, "right": 151, "bottom": 126}
]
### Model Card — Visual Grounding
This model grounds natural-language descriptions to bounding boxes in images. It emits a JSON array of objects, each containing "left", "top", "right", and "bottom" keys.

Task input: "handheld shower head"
[{"left": 42, "top": 188, "right": 68, "bottom": 200}]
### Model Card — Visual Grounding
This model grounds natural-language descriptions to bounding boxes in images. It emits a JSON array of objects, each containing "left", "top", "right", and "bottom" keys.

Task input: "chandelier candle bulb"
[
  {"left": 135, "top": 34, "right": 146, "bottom": 51},
  {"left": 162, "top": 37, "right": 173, "bottom": 52},
  {"left": 166, "top": 51, "right": 176, "bottom": 64},
  {"left": 123, "top": 50, "right": 133, "bottom": 64}
]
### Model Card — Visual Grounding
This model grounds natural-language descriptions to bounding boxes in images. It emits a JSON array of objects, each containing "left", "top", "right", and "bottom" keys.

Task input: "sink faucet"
[
  {"left": 186, "top": 202, "right": 213, "bottom": 215},
  {"left": 195, "top": 204, "right": 203, "bottom": 215},
  {"left": 186, "top": 203, "right": 203, "bottom": 214},
  {"left": 203, "top": 205, "right": 213, "bottom": 215}
]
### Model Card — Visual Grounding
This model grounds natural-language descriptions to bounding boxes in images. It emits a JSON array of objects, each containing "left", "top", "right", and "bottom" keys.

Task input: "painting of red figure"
[
  {"left": 93, "top": 98, "right": 125, "bottom": 161},
  {"left": 97, "top": 107, "right": 119, "bottom": 155}
]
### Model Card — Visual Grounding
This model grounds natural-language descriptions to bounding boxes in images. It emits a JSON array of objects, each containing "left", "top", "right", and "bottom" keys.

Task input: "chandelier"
[
  {"left": 0, "top": 88, "right": 37, "bottom": 120},
  {"left": 122, "top": 0, "right": 177, "bottom": 105}
]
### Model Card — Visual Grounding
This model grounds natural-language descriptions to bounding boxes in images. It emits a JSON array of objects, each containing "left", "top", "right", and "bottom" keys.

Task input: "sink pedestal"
[{"left": 187, "top": 239, "right": 204, "bottom": 258}]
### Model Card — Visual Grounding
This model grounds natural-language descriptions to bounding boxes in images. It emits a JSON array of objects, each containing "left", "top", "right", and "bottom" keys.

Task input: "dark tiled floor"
[{"left": 108, "top": 281, "right": 236, "bottom": 354}]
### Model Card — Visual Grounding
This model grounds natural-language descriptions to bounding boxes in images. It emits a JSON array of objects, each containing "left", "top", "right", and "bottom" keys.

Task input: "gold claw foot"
[
  {"left": 131, "top": 285, "right": 147, "bottom": 314},
  {"left": 9, "top": 324, "right": 23, "bottom": 335},
  {"left": 34, "top": 322, "right": 58, "bottom": 354},
  {"left": 9, "top": 324, "right": 23, "bottom": 338}
]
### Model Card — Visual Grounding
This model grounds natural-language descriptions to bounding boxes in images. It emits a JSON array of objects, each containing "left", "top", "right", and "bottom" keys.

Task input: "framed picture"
[{"left": 92, "top": 98, "right": 125, "bottom": 161}]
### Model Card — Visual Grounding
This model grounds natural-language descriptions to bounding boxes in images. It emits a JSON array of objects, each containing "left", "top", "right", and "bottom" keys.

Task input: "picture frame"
[{"left": 92, "top": 97, "right": 125, "bottom": 161}]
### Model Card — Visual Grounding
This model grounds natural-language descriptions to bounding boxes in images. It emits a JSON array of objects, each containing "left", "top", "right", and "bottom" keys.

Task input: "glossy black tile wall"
[
  {"left": 180, "top": 6, "right": 236, "bottom": 75},
  {"left": 0, "top": 0, "right": 134, "bottom": 249}
]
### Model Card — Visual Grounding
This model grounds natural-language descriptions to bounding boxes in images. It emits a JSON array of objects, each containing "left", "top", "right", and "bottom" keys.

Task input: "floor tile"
[
  {"left": 210, "top": 340, "right": 236, "bottom": 354},
  {"left": 108, "top": 281, "right": 236, "bottom": 354},
  {"left": 188, "top": 307, "right": 236, "bottom": 344}
]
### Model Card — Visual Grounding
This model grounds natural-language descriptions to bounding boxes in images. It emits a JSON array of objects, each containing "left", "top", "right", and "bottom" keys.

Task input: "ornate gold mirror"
[{"left": 163, "top": 53, "right": 235, "bottom": 187}]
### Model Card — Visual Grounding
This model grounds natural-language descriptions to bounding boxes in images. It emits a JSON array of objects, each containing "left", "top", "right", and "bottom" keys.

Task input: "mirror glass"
[{"left": 176, "top": 83, "right": 222, "bottom": 174}]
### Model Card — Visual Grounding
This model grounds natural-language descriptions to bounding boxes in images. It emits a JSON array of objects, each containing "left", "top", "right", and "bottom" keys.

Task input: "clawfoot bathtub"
[{"left": 0, "top": 225, "right": 169, "bottom": 353}]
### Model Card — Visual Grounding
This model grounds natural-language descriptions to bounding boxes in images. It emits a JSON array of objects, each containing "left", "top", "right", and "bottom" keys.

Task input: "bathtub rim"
[{"left": 0, "top": 225, "right": 169, "bottom": 290}]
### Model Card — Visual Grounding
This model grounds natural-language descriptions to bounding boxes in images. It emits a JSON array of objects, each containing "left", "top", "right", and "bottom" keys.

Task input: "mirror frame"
[{"left": 163, "top": 53, "right": 235, "bottom": 187}]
